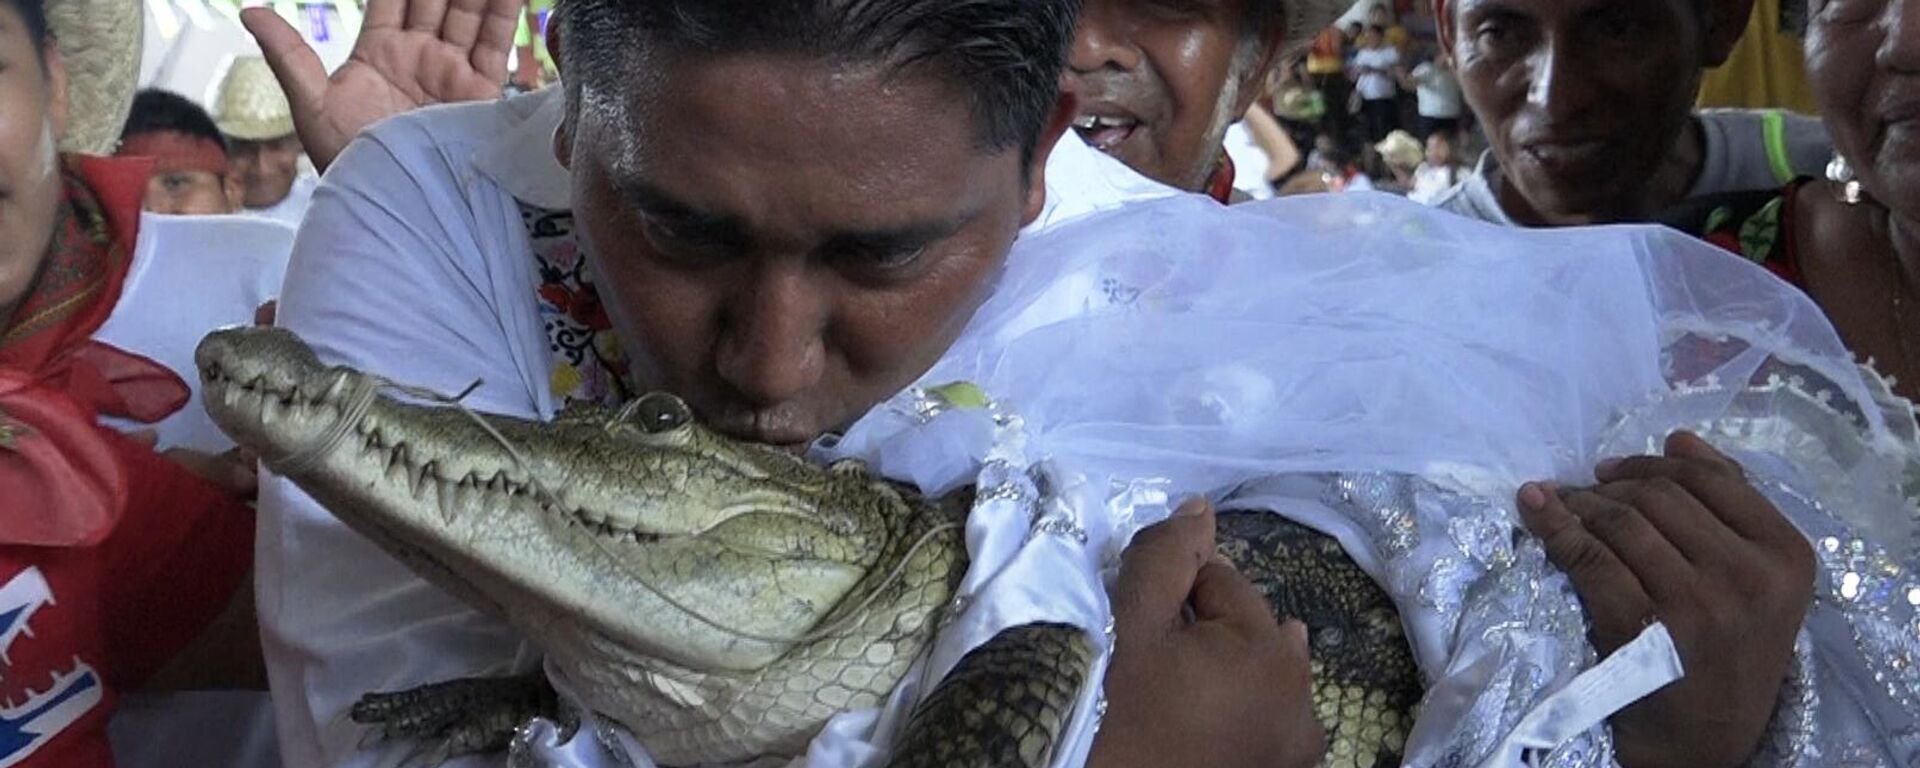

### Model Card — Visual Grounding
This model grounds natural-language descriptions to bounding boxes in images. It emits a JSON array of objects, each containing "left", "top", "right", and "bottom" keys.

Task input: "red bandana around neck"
[
  {"left": 1206, "top": 151, "right": 1237, "bottom": 205},
  {"left": 0, "top": 155, "right": 189, "bottom": 548}
]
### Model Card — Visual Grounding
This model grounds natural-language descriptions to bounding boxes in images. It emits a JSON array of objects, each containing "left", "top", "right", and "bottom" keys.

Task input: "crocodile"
[{"left": 197, "top": 326, "right": 1421, "bottom": 768}]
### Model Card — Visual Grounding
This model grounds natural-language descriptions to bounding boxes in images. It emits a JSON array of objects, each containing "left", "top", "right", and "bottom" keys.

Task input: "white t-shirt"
[
  {"left": 1223, "top": 122, "right": 1275, "bottom": 201},
  {"left": 1410, "top": 62, "right": 1463, "bottom": 119},
  {"left": 1410, "top": 162, "right": 1464, "bottom": 204},
  {"left": 1352, "top": 47, "right": 1402, "bottom": 102},
  {"left": 256, "top": 86, "right": 1174, "bottom": 768}
]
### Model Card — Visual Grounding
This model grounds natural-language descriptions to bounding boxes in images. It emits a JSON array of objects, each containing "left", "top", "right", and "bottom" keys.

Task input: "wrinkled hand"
[
  {"left": 242, "top": 0, "right": 523, "bottom": 173},
  {"left": 127, "top": 429, "right": 259, "bottom": 500},
  {"left": 1087, "top": 498, "right": 1325, "bottom": 768},
  {"left": 1518, "top": 432, "right": 1815, "bottom": 768}
]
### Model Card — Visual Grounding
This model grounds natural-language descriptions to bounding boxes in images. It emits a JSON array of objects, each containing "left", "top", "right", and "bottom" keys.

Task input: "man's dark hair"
[
  {"left": 0, "top": 0, "right": 49, "bottom": 57},
  {"left": 553, "top": 0, "right": 1081, "bottom": 165},
  {"left": 122, "top": 89, "right": 231, "bottom": 154}
]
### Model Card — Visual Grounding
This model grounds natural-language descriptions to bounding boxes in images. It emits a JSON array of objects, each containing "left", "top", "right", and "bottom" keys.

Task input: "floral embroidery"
[{"left": 521, "top": 203, "right": 633, "bottom": 408}]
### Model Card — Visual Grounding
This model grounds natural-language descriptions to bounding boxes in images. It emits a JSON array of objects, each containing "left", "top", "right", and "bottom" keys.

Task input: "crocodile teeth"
[
  {"left": 604, "top": 504, "right": 638, "bottom": 532},
  {"left": 577, "top": 506, "right": 607, "bottom": 526},
  {"left": 436, "top": 477, "right": 458, "bottom": 524},
  {"left": 454, "top": 476, "right": 482, "bottom": 512},
  {"left": 412, "top": 462, "right": 438, "bottom": 500},
  {"left": 386, "top": 445, "right": 411, "bottom": 483}
]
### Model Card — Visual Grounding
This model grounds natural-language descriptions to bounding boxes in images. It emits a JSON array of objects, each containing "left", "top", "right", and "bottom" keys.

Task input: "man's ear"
[
  {"left": 553, "top": 116, "right": 574, "bottom": 171},
  {"left": 545, "top": 17, "right": 574, "bottom": 171},
  {"left": 223, "top": 173, "right": 245, "bottom": 212},
  {"left": 544, "top": 13, "right": 565, "bottom": 80},
  {"left": 43, "top": 41, "right": 69, "bottom": 142},
  {"left": 1432, "top": 0, "right": 1456, "bottom": 64},
  {"left": 1021, "top": 90, "right": 1080, "bottom": 226},
  {"left": 1701, "top": 0, "right": 1756, "bottom": 67}
]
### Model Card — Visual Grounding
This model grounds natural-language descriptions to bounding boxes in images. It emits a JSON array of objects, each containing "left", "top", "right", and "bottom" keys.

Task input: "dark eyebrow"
[
  {"left": 818, "top": 213, "right": 974, "bottom": 259},
  {"left": 1454, "top": 0, "right": 1524, "bottom": 19},
  {"left": 619, "top": 179, "right": 744, "bottom": 233},
  {"left": 619, "top": 176, "right": 980, "bottom": 258}
]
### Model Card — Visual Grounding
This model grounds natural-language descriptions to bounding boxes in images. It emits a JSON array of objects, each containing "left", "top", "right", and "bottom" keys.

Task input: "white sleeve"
[{"left": 257, "top": 120, "right": 548, "bottom": 768}]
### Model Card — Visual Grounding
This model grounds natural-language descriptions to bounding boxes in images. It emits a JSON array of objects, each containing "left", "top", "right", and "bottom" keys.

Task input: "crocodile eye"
[{"left": 632, "top": 392, "right": 691, "bottom": 434}]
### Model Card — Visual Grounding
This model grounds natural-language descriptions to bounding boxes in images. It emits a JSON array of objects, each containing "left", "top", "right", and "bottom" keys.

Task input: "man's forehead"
[
  {"left": 582, "top": 52, "right": 1016, "bottom": 235},
  {"left": 1452, "top": 0, "right": 1688, "bottom": 17}
]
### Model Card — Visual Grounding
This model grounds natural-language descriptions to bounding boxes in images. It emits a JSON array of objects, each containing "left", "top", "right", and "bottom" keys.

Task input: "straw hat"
[
  {"left": 212, "top": 57, "right": 296, "bottom": 141},
  {"left": 46, "top": 0, "right": 143, "bottom": 155},
  {"left": 1375, "top": 130, "right": 1424, "bottom": 170}
]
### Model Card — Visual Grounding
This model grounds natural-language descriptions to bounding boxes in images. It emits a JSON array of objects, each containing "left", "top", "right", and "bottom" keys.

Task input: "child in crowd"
[{"left": 1410, "top": 130, "right": 1467, "bottom": 204}]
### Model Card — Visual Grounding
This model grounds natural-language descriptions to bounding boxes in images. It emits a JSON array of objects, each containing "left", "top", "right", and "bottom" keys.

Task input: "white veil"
[{"left": 523, "top": 192, "right": 1920, "bottom": 767}]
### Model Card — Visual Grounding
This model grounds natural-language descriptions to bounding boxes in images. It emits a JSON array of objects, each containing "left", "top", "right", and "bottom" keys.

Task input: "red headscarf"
[
  {"left": 0, "top": 155, "right": 192, "bottom": 547},
  {"left": 117, "top": 131, "right": 231, "bottom": 177}
]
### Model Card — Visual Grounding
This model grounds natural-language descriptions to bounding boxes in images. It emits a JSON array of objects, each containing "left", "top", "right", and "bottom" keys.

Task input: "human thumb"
[{"left": 241, "top": 8, "right": 327, "bottom": 116}]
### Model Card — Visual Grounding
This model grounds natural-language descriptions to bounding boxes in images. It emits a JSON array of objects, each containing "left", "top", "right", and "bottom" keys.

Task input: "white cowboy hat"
[
  {"left": 45, "top": 0, "right": 143, "bottom": 155},
  {"left": 1375, "top": 129, "right": 1425, "bottom": 170},
  {"left": 212, "top": 56, "right": 296, "bottom": 142}
]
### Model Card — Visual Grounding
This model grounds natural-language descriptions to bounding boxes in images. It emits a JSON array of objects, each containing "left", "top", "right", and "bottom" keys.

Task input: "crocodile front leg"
[
  {"left": 351, "top": 672, "right": 575, "bottom": 761},
  {"left": 886, "top": 622, "right": 1096, "bottom": 768}
]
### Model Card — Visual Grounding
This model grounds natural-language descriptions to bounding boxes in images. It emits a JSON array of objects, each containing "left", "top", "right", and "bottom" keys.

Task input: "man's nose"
[
  {"left": 1522, "top": 38, "right": 1597, "bottom": 123},
  {"left": 714, "top": 265, "right": 830, "bottom": 407},
  {"left": 1069, "top": 0, "right": 1143, "bottom": 74}
]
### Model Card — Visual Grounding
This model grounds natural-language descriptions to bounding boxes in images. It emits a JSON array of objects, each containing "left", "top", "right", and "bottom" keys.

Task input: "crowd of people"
[{"left": 1, "top": 0, "right": 1917, "bottom": 766}]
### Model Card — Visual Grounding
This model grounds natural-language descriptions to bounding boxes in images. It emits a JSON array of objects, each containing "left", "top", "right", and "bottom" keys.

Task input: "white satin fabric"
[{"left": 512, "top": 193, "right": 1918, "bottom": 767}]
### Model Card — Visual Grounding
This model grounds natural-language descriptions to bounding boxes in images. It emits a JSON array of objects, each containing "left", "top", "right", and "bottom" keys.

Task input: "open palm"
[{"left": 242, "top": 0, "right": 524, "bottom": 172}]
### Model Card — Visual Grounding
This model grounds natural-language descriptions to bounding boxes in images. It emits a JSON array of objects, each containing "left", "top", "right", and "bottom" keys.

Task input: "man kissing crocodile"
[{"left": 246, "top": 0, "right": 1916, "bottom": 767}]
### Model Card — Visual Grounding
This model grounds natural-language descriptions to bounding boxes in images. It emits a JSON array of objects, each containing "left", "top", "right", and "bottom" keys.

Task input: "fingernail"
[
  {"left": 1518, "top": 483, "right": 1547, "bottom": 511},
  {"left": 1595, "top": 458, "right": 1623, "bottom": 476},
  {"left": 1208, "top": 552, "right": 1234, "bottom": 569},
  {"left": 1174, "top": 497, "right": 1209, "bottom": 517}
]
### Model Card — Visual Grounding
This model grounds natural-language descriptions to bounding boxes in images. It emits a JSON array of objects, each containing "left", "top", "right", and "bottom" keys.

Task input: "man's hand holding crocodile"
[
  {"left": 1519, "top": 432, "right": 1817, "bottom": 768},
  {"left": 1089, "top": 498, "right": 1326, "bottom": 768}
]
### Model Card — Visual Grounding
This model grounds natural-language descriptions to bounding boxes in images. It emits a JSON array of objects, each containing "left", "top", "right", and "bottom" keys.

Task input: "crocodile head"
[{"left": 196, "top": 326, "right": 922, "bottom": 675}]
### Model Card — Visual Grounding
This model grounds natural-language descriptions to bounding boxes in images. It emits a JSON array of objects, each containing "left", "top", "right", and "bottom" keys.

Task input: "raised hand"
[
  {"left": 1518, "top": 432, "right": 1816, "bottom": 768},
  {"left": 241, "top": 0, "right": 524, "bottom": 172},
  {"left": 1088, "top": 498, "right": 1325, "bottom": 768}
]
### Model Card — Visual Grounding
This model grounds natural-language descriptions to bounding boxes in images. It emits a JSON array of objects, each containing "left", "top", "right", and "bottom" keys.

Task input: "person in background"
[
  {"left": 117, "top": 89, "right": 241, "bottom": 215},
  {"left": 1369, "top": 2, "right": 1412, "bottom": 53},
  {"left": 1305, "top": 24, "right": 1353, "bottom": 143},
  {"left": 1372, "top": 128, "right": 1424, "bottom": 194},
  {"left": 1349, "top": 24, "right": 1406, "bottom": 142},
  {"left": 1429, "top": 0, "right": 1832, "bottom": 227},
  {"left": 211, "top": 57, "right": 316, "bottom": 228},
  {"left": 1661, "top": 0, "right": 1920, "bottom": 402},
  {"left": 0, "top": 1, "right": 289, "bottom": 766},
  {"left": 1407, "top": 47, "right": 1463, "bottom": 142},
  {"left": 1065, "top": 0, "right": 1312, "bottom": 202},
  {"left": 1410, "top": 129, "right": 1466, "bottom": 204}
]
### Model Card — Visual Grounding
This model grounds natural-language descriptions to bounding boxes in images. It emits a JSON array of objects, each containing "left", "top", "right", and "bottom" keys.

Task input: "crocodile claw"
[{"left": 351, "top": 672, "right": 564, "bottom": 763}]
